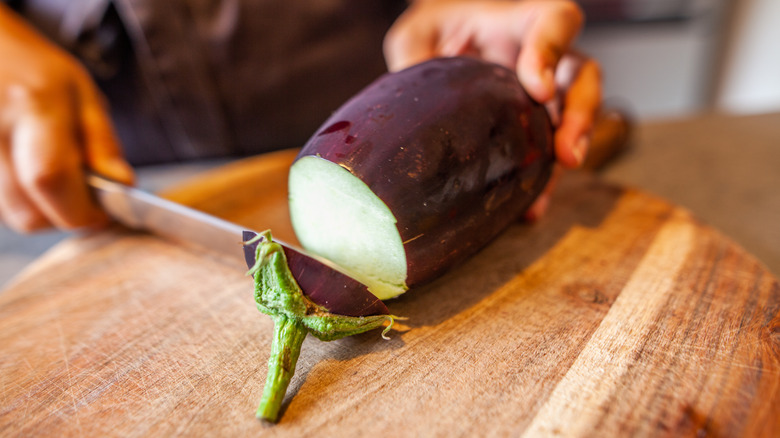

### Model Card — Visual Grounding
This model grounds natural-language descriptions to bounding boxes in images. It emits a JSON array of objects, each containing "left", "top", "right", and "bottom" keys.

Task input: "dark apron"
[{"left": 14, "top": 0, "right": 406, "bottom": 165}]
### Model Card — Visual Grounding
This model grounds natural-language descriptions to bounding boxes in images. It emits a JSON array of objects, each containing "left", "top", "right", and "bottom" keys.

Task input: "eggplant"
[
  {"left": 250, "top": 56, "right": 554, "bottom": 423},
  {"left": 289, "top": 56, "right": 555, "bottom": 300}
]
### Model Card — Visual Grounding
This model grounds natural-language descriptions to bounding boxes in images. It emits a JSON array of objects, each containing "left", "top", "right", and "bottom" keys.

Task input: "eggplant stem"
[
  {"left": 249, "top": 231, "right": 400, "bottom": 422},
  {"left": 256, "top": 315, "right": 308, "bottom": 423},
  {"left": 244, "top": 230, "right": 273, "bottom": 277},
  {"left": 381, "top": 315, "right": 407, "bottom": 340}
]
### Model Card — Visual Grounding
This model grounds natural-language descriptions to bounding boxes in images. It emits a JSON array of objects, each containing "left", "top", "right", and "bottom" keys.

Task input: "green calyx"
[{"left": 246, "top": 230, "right": 398, "bottom": 422}]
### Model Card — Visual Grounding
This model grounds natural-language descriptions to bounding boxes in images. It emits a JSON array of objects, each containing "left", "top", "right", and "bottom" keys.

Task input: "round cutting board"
[{"left": 0, "top": 148, "right": 777, "bottom": 437}]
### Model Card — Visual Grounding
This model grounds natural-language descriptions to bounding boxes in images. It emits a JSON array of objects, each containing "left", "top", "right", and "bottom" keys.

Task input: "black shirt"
[{"left": 13, "top": 0, "right": 407, "bottom": 165}]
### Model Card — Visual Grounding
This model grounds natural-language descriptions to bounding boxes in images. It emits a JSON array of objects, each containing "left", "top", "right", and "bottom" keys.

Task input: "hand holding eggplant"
[{"left": 384, "top": 0, "right": 602, "bottom": 219}]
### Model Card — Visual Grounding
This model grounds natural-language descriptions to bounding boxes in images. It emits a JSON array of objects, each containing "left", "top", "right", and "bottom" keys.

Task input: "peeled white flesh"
[{"left": 288, "top": 156, "right": 408, "bottom": 300}]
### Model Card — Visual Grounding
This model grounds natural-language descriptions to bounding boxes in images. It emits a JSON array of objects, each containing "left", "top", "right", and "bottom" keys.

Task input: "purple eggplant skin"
[
  {"left": 242, "top": 231, "right": 389, "bottom": 317},
  {"left": 295, "top": 56, "right": 555, "bottom": 289}
]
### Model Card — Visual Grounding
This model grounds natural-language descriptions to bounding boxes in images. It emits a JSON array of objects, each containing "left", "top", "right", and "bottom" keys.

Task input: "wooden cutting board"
[{"left": 0, "top": 148, "right": 777, "bottom": 437}]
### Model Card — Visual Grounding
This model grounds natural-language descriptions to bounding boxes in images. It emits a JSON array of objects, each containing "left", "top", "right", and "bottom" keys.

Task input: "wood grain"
[{"left": 0, "top": 149, "right": 777, "bottom": 437}]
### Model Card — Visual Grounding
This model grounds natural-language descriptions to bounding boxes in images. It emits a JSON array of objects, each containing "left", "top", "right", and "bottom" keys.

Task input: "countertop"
[
  {"left": 600, "top": 111, "right": 779, "bottom": 278},
  {"left": 1, "top": 111, "right": 778, "bottom": 288}
]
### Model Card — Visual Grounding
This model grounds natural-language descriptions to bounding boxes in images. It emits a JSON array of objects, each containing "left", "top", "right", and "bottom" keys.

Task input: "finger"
[
  {"left": 0, "top": 137, "right": 51, "bottom": 232},
  {"left": 75, "top": 73, "right": 134, "bottom": 185},
  {"left": 515, "top": 1, "right": 584, "bottom": 102},
  {"left": 383, "top": 7, "right": 439, "bottom": 72},
  {"left": 11, "top": 98, "right": 108, "bottom": 230},
  {"left": 554, "top": 58, "right": 601, "bottom": 168},
  {"left": 438, "top": 25, "right": 477, "bottom": 59},
  {"left": 475, "top": 31, "right": 520, "bottom": 70},
  {"left": 458, "top": 3, "right": 521, "bottom": 69},
  {"left": 525, "top": 164, "right": 562, "bottom": 222}
]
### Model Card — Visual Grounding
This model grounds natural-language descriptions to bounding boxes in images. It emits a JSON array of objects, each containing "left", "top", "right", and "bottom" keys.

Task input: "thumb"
[
  {"left": 383, "top": 8, "right": 438, "bottom": 72},
  {"left": 76, "top": 74, "right": 134, "bottom": 185}
]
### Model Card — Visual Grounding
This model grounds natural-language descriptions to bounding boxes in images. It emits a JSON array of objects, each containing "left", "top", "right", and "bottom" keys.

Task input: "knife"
[{"left": 87, "top": 173, "right": 389, "bottom": 317}]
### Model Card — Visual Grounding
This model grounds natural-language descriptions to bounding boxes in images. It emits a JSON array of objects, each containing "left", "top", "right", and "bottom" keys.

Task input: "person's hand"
[
  {"left": 384, "top": 0, "right": 601, "bottom": 219},
  {"left": 0, "top": 4, "right": 133, "bottom": 233}
]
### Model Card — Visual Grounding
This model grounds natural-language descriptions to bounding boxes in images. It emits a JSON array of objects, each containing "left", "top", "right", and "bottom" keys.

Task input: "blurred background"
[
  {"left": 2, "top": 0, "right": 779, "bottom": 287},
  {"left": 577, "top": 0, "right": 780, "bottom": 118},
  {"left": 575, "top": 0, "right": 780, "bottom": 279}
]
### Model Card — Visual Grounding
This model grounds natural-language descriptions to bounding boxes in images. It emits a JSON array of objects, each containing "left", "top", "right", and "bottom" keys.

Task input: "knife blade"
[{"left": 87, "top": 174, "right": 388, "bottom": 316}]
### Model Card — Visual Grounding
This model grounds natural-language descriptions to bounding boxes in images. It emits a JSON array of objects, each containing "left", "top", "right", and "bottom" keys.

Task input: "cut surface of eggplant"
[{"left": 288, "top": 156, "right": 408, "bottom": 300}]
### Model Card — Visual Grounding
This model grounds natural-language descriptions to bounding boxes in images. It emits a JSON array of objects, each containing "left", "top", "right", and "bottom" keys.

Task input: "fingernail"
[
  {"left": 525, "top": 67, "right": 555, "bottom": 102},
  {"left": 101, "top": 159, "right": 135, "bottom": 185},
  {"left": 572, "top": 135, "right": 589, "bottom": 167},
  {"left": 537, "top": 67, "right": 556, "bottom": 101},
  {"left": 542, "top": 66, "right": 555, "bottom": 88}
]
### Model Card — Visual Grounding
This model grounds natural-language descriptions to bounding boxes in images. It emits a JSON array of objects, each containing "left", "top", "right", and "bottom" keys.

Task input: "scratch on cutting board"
[
  {"left": 56, "top": 317, "right": 83, "bottom": 435},
  {"left": 128, "top": 288, "right": 205, "bottom": 400}
]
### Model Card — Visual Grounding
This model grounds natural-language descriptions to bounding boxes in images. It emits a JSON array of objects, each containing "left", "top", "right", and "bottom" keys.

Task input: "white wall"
[
  {"left": 578, "top": 21, "right": 716, "bottom": 120},
  {"left": 577, "top": 0, "right": 727, "bottom": 120},
  {"left": 577, "top": 0, "right": 780, "bottom": 120},
  {"left": 716, "top": 0, "right": 780, "bottom": 114}
]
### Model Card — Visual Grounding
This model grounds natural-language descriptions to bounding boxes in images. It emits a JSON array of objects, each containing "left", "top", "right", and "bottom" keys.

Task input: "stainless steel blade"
[
  {"left": 87, "top": 174, "right": 388, "bottom": 316},
  {"left": 88, "top": 173, "right": 248, "bottom": 263}
]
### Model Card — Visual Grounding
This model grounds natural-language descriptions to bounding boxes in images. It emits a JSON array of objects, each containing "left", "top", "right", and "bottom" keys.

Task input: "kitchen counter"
[
  {"left": 601, "top": 111, "right": 780, "bottom": 277},
  {"left": 1, "top": 111, "right": 778, "bottom": 287}
]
